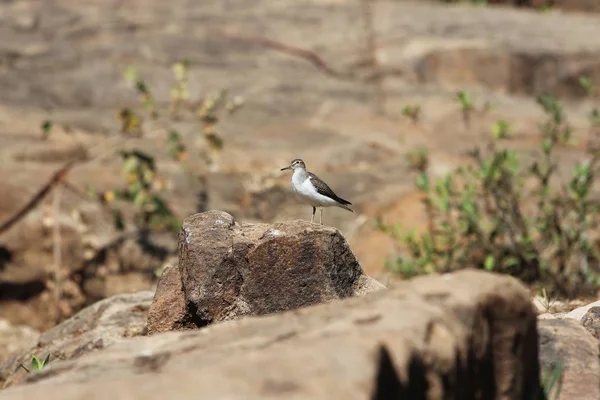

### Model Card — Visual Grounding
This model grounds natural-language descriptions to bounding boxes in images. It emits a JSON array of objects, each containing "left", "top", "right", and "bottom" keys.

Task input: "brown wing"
[{"left": 308, "top": 173, "right": 352, "bottom": 205}]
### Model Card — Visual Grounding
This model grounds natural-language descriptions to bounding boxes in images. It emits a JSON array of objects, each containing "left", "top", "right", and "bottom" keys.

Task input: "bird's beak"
[{"left": 280, "top": 166, "right": 291, "bottom": 171}]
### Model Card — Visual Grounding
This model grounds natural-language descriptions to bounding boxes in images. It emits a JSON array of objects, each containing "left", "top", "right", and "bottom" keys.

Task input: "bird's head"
[{"left": 280, "top": 158, "right": 306, "bottom": 172}]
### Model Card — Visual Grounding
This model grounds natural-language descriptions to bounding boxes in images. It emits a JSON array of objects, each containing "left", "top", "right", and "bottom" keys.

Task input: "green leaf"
[
  {"left": 31, "top": 356, "right": 41, "bottom": 371},
  {"left": 542, "top": 361, "right": 565, "bottom": 400},
  {"left": 578, "top": 75, "right": 593, "bottom": 95},
  {"left": 457, "top": 90, "right": 473, "bottom": 110},
  {"left": 40, "top": 120, "right": 53, "bottom": 140},
  {"left": 492, "top": 120, "right": 510, "bottom": 140},
  {"left": 415, "top": 172, "right": 430, "bottom": 192},
  {"left": 484, "top": 255, "right": 495, "bottom": 271},
  {"left": 541, "top": 138, "right": 552, "bottom": 154},
  {"left": 123, "top": 65, "right": 138, "bottom": 83}
]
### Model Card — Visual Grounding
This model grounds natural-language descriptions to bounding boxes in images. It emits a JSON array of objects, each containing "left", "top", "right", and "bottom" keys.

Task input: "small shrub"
[
  {"left": 379, "top": 91, "right": 600, "bottom": 297},
  {"left": 457, "top": 90, "right": 474, "bottom": 126},
  {"left": 579, "top": 76, "right": 593, "bottom": 96},
  {"left": 93, "top": 62, "right": 244, "bottom": 234},
  {"left": 40, "top": 120, "right": 53, "bottom": 140},
  {"left": 492, "top": 120, "right": 511, "bottom": 140},
  {"left": 102, "top": 150, "right": 181, "bottom": 233},
  {"left": 401, "top": 104, "right": 421, "bottom": 123}
]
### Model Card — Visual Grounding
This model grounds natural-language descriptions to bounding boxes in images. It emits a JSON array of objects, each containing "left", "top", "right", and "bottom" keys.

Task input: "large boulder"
[
  {"left": 146, "top": 211, "right": 385, "bottom": 334},
  {"left": 0, "top": 291, "right": 153, "bottom": 389},
  {"left": 0, "top": 270, "right": 541, "bottom": 399}
]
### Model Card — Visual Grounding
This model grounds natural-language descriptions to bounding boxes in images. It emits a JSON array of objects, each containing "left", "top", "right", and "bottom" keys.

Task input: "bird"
[{"left": 280, "top": 158, "right": 353, "bottom": 224}]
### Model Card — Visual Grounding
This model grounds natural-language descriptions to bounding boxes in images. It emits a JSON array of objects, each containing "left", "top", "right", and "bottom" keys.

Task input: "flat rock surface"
[{"left": 0, "top": 270, "right": 541, "bottom": 399}]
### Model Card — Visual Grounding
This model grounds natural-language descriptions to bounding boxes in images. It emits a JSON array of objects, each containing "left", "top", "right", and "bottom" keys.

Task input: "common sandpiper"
[{"left": 280, "top": 158, "right": 353, "bottom": 224}]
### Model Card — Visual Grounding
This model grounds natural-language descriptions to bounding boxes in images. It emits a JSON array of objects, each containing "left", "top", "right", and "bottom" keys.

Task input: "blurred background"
[{"left": 0, "top": 0, "right": 599, "bottom": 335}]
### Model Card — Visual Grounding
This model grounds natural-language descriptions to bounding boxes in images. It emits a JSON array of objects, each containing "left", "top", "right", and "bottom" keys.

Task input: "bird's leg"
[
  {"left": 319, "top": 207, "right": 323, "bottom": 225},
  {"left": 311, "top": 206, "right": 316, "bottom": 224}
]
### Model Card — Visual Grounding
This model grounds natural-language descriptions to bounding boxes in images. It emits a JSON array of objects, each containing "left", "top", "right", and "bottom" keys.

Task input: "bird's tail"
[{"left": 336, "top": 198, "right": 354, "bottom": 213}]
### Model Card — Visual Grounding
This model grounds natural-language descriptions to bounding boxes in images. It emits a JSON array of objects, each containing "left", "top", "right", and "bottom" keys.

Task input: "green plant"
[
  {"left": 457, "top": 90, "right": 475, "bottom": 127},
  {"left": 102, "top": 150, "right": 181, "bottom": 233},
  {"left": 123, "top": 65, "right": 158, "bottom": 119},
  {"left": 405, "top": 145, "right": 429, "bottom": 172},
  {"left": 579, "top": 75, "right": 594, "bottom": 96},
  {"left": 379, "top": 90, "right": 600, "bottom": 296},
  {"left": 20, "top": 354, "right": 50, "bottom": 373},
  {"left": 541, "top": 362, "right": 564, "bottom": 400},
  {"left": 401, "top": 104, "right": 421, "bottom": 123},
  {"left": 535, "top": 287, "right": 557, "bottom": 313},
  {"left": 492, "top": 120, "right": 511, "bottom": 140},
  {"left": 97, "top": 62, "right": 244, "bottom": 233},
  {"left": 40, "top": 120, "right": 53, "bottom": 140},
  {"left": 170, "top": 60, "right": 191, "bottom": 117}
]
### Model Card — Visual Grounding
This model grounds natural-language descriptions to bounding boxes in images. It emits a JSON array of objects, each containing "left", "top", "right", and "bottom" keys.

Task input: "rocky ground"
[
  {"left": 0, "top": 212, "right": 598, "bottom": 399},
  {"left": 0, "top": 0, "right": 599, "bottom": 385}
]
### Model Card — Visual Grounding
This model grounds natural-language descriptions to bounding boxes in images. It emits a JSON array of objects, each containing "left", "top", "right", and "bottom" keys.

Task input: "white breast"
[{"left": 291, "top": 172, "right": 338, "bottom": 207}]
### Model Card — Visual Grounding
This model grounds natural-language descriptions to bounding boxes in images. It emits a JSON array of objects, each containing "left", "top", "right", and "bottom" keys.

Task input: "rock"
[
  {"left": 0, "top": 291, "right": 153, "bottom": 389},
  {"left": 0, "top": 319, "right": 39, "bottom": 364},
  {"left": 147, "top": 211, "right": 385, "bottom": 334},
  {"left": 538, "top": 319, "right": 600, "bottom": 400},
  {"left": 581, "top": 306, "right": 600, "bottom": 340},
  {"left": 0, "top": 270, "right": 541, "bottom": 399},
  {"left": 564, "top": 299, "right": 600, "bottom": 321},
  {"left": 146, "top": 265, "right": 190, "bottom": 334}
]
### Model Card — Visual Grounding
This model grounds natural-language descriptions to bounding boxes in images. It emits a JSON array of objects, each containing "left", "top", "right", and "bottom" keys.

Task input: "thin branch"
[
  {"left": 0, "top": 159, "right": 79, "bottom": 236},
  {"left": 216, "top": 29, "right": 358, "bottom": 81},
  {"left": 52, "top": 186, "right": 63, "bottom": 324}
]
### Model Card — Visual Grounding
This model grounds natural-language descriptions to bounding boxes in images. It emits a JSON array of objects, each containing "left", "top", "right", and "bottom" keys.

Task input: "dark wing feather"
[{"left": 308, "top": 173, "right": 352, "bottom": 205}]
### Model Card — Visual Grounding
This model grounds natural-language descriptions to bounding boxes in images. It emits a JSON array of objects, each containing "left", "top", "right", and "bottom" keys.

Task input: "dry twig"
[
  {"left": 52, "top": 185, "right": 63, "bottom": 323},
  {"left": 0, "top": 159, "right": 79, "bottom": 236},
  {"left": 216, "top": 29, "right": 358, "bottom": 81}
]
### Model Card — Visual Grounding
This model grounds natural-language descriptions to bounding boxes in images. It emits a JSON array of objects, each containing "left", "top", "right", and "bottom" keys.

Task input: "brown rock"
[
  {"left": 146, "top": 265, "right": 191, "bottom": 334},
  {"left": 0, "top": 270, "right": 541, "bottom": 399},
  {"left": 581, "top": 306, "right": 600, "bottom": 340},
  {"left": 0, "top": 291, "right": 153, "bottom": 389},
  {"left": 148, "top": 211, "right": 385, "bottom": 333},
  {"left": 538, "top": 319, "right": 600, "bottom": 400}
]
